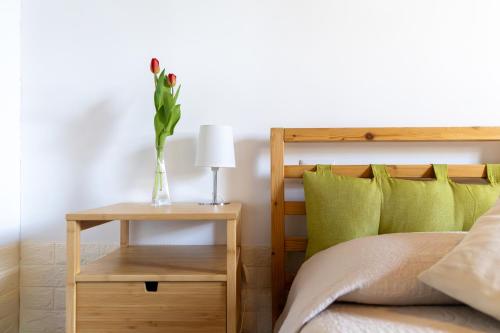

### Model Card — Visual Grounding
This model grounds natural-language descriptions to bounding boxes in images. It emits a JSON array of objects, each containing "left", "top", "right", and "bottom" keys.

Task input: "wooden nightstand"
[{"left": 65, "top": 202, "right": 242, "bottom": 333}]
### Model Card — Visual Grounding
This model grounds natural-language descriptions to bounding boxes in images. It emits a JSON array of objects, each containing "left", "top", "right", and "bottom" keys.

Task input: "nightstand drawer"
[{"left": 76, "top": 281, "right": 226, "bottom": 333}]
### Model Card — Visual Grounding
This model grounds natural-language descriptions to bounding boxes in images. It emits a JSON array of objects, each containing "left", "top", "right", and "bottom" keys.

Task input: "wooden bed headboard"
[{"left": 270, "top": 126, "right": 500, "bottom": 325}]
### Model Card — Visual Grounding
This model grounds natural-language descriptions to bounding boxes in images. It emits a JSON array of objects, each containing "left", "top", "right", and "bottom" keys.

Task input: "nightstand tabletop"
[{"left": 66, "top": 202, "right": 242, "bottom": 221}]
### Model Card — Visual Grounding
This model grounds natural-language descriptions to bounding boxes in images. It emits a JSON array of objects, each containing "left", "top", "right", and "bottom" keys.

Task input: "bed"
[
  {"left": 301, "top": 304, "right": 500, "bottom": 333},
  {"left": 270, "top": 127, "right": 500, "bottom": 332}
]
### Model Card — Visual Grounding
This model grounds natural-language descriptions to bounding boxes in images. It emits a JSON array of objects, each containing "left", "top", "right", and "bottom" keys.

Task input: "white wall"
[
  {"left": 0, "top": 0, "right": 20, "bottom": 245},
  {"left": 21, "top": 0, "right": 500, "bottom": 246},
  {"left": 0, "top": 1, "right": 21, "bottom": 332}
]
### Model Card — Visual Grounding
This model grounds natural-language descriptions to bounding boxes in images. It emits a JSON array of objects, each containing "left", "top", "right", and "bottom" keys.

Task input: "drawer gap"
[{"left": 145, "top": 281, "right": 159, "bottom": 292}]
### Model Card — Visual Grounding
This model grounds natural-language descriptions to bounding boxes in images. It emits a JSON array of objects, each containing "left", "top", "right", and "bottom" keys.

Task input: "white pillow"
[
  {"left": 419, "top": 198, "right": 500, "bottom": 320},
  {"left": 339, "top": 232, "right": 464, "bottom": 305}
]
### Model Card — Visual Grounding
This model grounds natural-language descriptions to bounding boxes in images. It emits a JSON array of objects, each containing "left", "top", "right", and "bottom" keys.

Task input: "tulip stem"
[{"left": 154, "top": 148, "right": 165, "bottom": 192}]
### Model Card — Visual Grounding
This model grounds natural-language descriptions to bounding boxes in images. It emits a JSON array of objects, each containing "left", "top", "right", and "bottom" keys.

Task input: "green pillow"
[
  {"left": 303, "top": 165, "right": 381, "bottom": 259},
  {"left": 373, "top": 164, "right": 460, "bottom": 233},
  {"left": 450, "top": 164, "right": 500, "bottom": 231}
]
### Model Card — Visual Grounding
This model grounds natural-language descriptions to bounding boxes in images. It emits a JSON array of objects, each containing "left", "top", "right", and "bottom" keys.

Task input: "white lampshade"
[{"left": 195, "top": 125, "right": 235, "bottom": 168}]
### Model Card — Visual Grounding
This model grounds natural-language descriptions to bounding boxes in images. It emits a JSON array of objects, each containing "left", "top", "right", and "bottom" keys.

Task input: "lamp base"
[
  {"left": 198, "top": 201, "right": 231, "bottom": 206},
  {"left": 198, "top": 167, "right": 231, "bottom": 206}
]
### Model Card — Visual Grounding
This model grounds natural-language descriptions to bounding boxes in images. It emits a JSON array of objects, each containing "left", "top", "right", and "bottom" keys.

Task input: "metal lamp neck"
[
  {"left": 211, "top": 167, "right": 219, "bottom": 205},
  {"left": 199, "top": 167, "right": 229, "bottom": 206}
]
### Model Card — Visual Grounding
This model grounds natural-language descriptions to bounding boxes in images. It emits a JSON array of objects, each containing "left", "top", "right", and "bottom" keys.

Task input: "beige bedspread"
[
  {"left": 275, "top": 232, "right": 500, "bottom": 332},
  {"left": 302, "top": 303, "right": 500, "bottom": 333}
]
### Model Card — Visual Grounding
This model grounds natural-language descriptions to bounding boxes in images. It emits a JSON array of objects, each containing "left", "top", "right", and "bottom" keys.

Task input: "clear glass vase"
[{"left": 152, "top": 149, "right": 171, "bottom": 206}]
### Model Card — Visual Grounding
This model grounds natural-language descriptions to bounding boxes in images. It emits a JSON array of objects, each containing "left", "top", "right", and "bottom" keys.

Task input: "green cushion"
[
  {"left": 373, "top": 164, "right": 460, "bottom": 233},
  {"left": 303, "top": 165, "right": 381, "bottom": 259},
  {"left": 451, "top": 164, "right": 500, "bottom": 231},
  {"left": 304, "top": 164, "right": 500, "bottom": 259}
]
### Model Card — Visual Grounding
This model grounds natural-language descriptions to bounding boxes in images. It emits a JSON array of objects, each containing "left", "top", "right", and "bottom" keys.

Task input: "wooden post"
[
  {"left": 270, "top": 128, "right": 285, "bottom": 326},
  {"left": 120, "top": 220, "right": 129, "bottom": 247},
  {"left": 226, "top": 219, "right": 237, "bottom": 333},
  {"left": 66, "top": 221, "right": 81, "bottom": 333},
  {"left": 236, "top": 213, "right": 242, "bottom": 330}
]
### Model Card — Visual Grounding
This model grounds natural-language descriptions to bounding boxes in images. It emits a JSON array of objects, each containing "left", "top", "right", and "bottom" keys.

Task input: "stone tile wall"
[
  {"left": 0, "top": 244, "right": 19, "bottom": 333},
  {"left": 241, "top": 246, "right": 272, "bottom": 333},
  {"left": 20, "top": 242, "right": 118, "bottom": 333}
]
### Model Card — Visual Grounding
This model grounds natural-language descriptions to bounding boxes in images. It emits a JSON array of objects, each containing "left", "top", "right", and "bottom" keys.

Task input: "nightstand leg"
[
  {"left": 227, "top": 219, "right": 237, "bottom": 333},
  {"left": 120, "top": 220, "right": 130, "bottom": 247},
  {"left": 66, "top": 221, "right": 81, "bottom": 333}
]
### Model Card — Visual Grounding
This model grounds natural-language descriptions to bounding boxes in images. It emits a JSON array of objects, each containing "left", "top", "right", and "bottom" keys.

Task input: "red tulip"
[
  {"left": 167, "top": 73, "right": 177, "bottom": 87},
  {"left": 150, "top": 58, "right": 160, "bottom": 74}
]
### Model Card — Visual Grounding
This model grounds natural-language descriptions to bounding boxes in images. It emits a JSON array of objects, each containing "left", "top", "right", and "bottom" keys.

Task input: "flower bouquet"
[{"left": 149, "top": 58, "right": 181, "bottom": 206}]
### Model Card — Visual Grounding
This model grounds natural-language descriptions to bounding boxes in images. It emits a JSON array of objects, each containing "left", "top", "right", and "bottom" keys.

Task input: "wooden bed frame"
[{"left": 270, "top": 126, "right": 500, "bottom": 325}]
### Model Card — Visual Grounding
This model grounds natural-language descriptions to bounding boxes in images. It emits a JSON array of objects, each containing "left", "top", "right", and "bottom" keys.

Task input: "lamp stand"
[{"left": 199, "top": 167, "right": 230, "bottom": 205}]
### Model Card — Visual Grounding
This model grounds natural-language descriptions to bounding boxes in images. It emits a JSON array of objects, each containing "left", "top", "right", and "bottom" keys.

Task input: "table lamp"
[{"left": 195, "top": 125, "right": 235, "bottom": 205}]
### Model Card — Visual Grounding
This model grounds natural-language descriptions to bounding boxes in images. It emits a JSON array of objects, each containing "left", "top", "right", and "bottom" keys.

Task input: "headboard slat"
[
  {"left": 284, "top": 201, "right": 305, "bottom": 215},
  {"left": 284, "top": 237, "right": 307, "bottom": 252},
  {"left": 285, "top": 164, "right": 488, "bottom": 178},
  {"left": 284, "top": 127, "right": 500, "bottom": 142}
]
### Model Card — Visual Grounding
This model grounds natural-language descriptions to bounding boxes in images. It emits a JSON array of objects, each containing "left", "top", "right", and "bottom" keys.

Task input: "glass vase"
[{"left": 152, "top": 149, "right": 171, "bottom": 206}]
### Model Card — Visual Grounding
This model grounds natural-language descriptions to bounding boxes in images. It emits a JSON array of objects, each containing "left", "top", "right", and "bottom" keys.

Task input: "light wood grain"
[
  {"left": 120, "top": 220, "right": 129, "bottom": 247},
  {"left": 284, "top": 237, "right": 307, "bottom": 252},
  {"left": 235, "top": 213, "right": 242, "bottom": 330},
  {"left": 284, "top": 201, "right": 306, "bottom": 215},
  {"left": 66, "top": 221, "right": 80, "bottom": 333},
  {"left": 67, "top": 202, "right": 242, "bottom": 221},
  {"left": 284, "top": 127, "right": 500, "bottom": 142},
  {"left": 77, "top": 245, "right": 227, "bottom": 282},
  {"left": 227, "top": 219, "right": 238, "bottom": 333},
  {"left": 271, "top": 128, "right": 286, "bottom": 325},
  {"left": 237, "top": 247, "right": 242, "bottom": 332},
  {"left": 77, "top": 282, "right": 226, "bottom": 333},
  {"left": 285, "top": 164, "right": 489, "bottom": 179}
]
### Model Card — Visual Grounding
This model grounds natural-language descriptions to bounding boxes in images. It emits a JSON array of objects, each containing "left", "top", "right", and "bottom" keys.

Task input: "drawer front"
[{"left": 77, "top": 282, "right": 226, "bottom": 333}]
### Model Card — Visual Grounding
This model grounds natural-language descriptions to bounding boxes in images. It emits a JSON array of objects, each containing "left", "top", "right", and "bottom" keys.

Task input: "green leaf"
[
  {"left": 162, "top": 89, "right": 174, "bottom": 113},
  {"left": 153, "top": 71, "right": 181, "bottom": 145},
  {"left": 160, "top": 104, "right": 170, "bottom": 131},
  {"left": 154, "top": 113, "right": 166, "bottom": 148},
  {"left": 161, "top": 89, "right": 175, "bottom": 134},
  {"left": 157, "top": 105, "right": 167, "bottom": 125},
  {"left": 154, "top": 70, "right": 166, "bottom": 111},
  {"left": 165, "top": 104, "right": 181, "bottom": 136},
  {"left": 173, "top": 85, "right": 181, "bottom": 105}
]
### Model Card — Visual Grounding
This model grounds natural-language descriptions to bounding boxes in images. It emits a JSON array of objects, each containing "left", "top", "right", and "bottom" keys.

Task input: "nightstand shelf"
[
  {"left": 76, "top": 245, "right": 229, "bottom": 282},
  {"left": 66, "top": 203, "right": 242, "bottom": 333}
]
